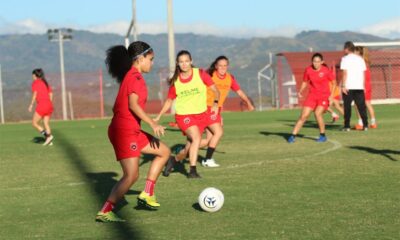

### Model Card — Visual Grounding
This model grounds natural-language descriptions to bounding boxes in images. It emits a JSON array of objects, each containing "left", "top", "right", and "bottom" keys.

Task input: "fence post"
[
  {"left": 99, "top": 68, "right": 104, "bottom": 118},
  {"left": 0, "top": 64, "right": 4, "bottom": 124}
]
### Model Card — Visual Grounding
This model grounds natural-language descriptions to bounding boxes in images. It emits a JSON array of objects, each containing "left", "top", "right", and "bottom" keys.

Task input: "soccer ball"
[{"left": 198, "top": 187, "right": 224, "bottom": 212}]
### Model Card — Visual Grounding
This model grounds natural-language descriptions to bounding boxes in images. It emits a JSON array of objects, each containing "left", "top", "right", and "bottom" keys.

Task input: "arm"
[
  {"left": 329, "top": 80, "right": 337, "bottom": 102},
  {"left": 209, "top": 84, "right": 220, "bottom": 115},
  {"left": 129, "top": 93, "right": 165, "bottom": 137},
  {"left": 236, "top": 89, "right": 255, "bottom": 111},
  {"left": 154, "top": 98, "right": 173, "bottom": 122},
  {"left": 49, "top": 92, "right": 53, "bottom": 102},
  {"left": 341, "top": 70, "right": 348, "bottom": 95},
  {"left": 28, "top": 92, "right": 37, "bottom": 112},
  {"left": 297, "top": 81, "right": 308, "bottom": 98}
]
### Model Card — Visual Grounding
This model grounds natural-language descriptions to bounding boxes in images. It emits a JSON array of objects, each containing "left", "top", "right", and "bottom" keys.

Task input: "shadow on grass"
[
  {"left": 31, "top": 136, "right": 45, "bottom": 144},
  {"left": 349, "top": 146, "right": 399, "bottom": 161},
  {"left": 52, "top": 130, "right": 143, "bottom": 240},
  {"left": 192, "top": 203, "right": 204, "bottom": 212}
]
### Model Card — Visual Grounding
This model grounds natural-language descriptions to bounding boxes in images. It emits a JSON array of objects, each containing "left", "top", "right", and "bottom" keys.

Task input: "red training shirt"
[
  {"left": 31, "top": 79, "right": 52, "bottom": 104},
  {"left": 110, "top": 66, "right": 147, "bottom": 130},
  {"left": 303, "top": 65, "right": 334, "bottom": 98}
]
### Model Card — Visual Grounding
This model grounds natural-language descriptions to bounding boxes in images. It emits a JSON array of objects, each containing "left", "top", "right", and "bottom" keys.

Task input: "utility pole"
[
  {"left": 48, "top": 28, "right": 73, "bottom": 120},
  {"left": 125, "top": 0, "right": 138, "bottom": 47},
  {"left": 167, "top": 0, "right": 176, "bottom": 77}
]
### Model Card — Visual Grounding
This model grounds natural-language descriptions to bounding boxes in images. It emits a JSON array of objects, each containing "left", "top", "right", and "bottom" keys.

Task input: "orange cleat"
[
  {"left": 354, "top": 124, "right": 364, "bottom": 130},
  {"left": 370, "top": 124, "right": 377, "bottom": 129}
]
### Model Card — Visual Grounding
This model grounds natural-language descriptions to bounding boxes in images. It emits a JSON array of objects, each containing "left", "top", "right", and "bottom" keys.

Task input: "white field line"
[{"left": 1, "top": 140, "right": 342, "bottom": 191}]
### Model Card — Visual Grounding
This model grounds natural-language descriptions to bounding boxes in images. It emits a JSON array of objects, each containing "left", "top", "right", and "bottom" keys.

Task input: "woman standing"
[
  {"left": 287, "top": 53, "right": 335, "bottom": 143},
  {"left": 29, "top": 68, "right": 54, "bottom": 146},
  {"left": 154, "top": 50, "right": 220, "bottom": 178},
  {"left": 96, "top": 41, "right": 170, "bottom": 222}
]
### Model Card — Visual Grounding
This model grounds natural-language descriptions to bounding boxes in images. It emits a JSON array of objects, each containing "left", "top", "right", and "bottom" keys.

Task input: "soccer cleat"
[
  {"left": 162, "top": 156, "right": 176, "bottom": 177},
  {"left": 201, "top": 158, "right": 220, "bottom": 167},
  {"left": 342, "top": 128, "right": 351, "bottom": 132},
  {"left": 370, "top": 123, "right": 377, "bottom": 129},
  {"left": 287, "top": 135, "right": 295, "bottom": 143},
  {"left": 137, "top": 191, "right": 160, "bottom": 210},
  {"left": 187, "top": 171, "right": 201, "bottom": 179},
  {"left": 316, "top": 135, "right": 327, "bottom": 142},
  {"left": 363, "top": 127, "right": 368, "bottom": 131},
  {"left": 95, "top": 211, "right": 125, "bottom": 223},
  {"left": 331, "top": 115, "right": 339, "bottom": 123},
  {"left": 43, "top": 135, "right": 54, "bottom": 146},
  {"left": 354, "top": 124, "right": 364, "bottom": 130}
]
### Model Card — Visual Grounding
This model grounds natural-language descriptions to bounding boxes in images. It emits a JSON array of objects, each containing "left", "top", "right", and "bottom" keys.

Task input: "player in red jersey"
[
  {"left": 354, "top": 46, "right": 377, "bottom": 129},
  {"left": 287, "top": 53, "right": 336, "bottom": 143},
  {"left": 173, "top": 56, "right": 255, "bottom": 167},
  {"left": 154, "top": 50, "right": 220, "bottom": 178},
  {"left": 28, "top": 69, "right": 54, "bottom": 146},
  {"left": 95, "top": 41, "right": 171, "bottom": 223}
]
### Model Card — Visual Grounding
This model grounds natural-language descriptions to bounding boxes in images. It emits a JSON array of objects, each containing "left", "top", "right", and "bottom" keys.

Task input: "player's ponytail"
[
  {"left": 105, "top": 41, "right": 153, "bottom": 83},
  {"left": 168, "top": 50, "right": 193, "bottom": 86},
  {"left": 207, "top": 55, "right": 229, "bottom": 76},
  {"left": 32, "top": 68, "right": 49, "bottom": 89}
]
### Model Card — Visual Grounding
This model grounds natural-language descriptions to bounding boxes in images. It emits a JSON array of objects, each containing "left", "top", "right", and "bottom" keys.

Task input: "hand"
[
  {"left": 341, "top": 87, "right": 348, "bottom": 95},
  {"left": 153, "top": 115, "right": 161, "bottom": 122},
  {"left": 248, "top": 104, "right": 255, "bottom": 111},
  {"left": 211, "top": 105, "right": 219, "bottom": 117},
  {"left": 151, "top": 122, "right": 166, "bottom": 138},
  {"left": 28, "top": 104, "right": 33, "bottom": 112},
  {"left": 298, "top": 91, "right": 303, "bottom": 98}
]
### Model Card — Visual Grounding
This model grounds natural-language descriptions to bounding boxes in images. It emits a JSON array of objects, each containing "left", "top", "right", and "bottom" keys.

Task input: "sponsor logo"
[
  {"left": 210, "top": 115, "right": 217, "bottom": 121},
  {"left": 184, "top": 117, "right": 190, "bottom": 124},
  {"left": 130, "top": 142, "right": 138, "bottom": 151},
  {"left": 319, "top": 72, "right": 324, "bottom": 78}
]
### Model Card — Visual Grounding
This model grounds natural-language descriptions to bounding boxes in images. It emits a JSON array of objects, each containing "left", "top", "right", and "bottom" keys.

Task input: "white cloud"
[
  {"left": 0, "top": 18, "right": 49, "bottom": 34},
  {"left": 360, "top": 17, "right": 400, "bottom": 39}
]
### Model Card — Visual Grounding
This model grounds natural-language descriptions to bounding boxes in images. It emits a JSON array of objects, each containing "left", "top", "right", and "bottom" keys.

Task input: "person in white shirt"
[{"left": 340, "top": 41, "right": 368, "bottom": 131}]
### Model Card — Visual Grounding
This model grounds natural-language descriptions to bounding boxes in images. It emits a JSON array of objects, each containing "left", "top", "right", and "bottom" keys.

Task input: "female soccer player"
[
  {"left": 96, "top": 41, "right": 171, "bottom": 222},
  {"left": 28, "top": 68, "right": 54, "bottom": 146},
  {"left": 154, "top": 50, "right": 220, "bottom": 178},
  {"left": 354, "top": 46, "right": 377, "bottom": 129},
  {"left": 287, "top": 53, "right": 336, "bottom": 143},
  {"left": 173, "top": 56, "right": 255, "bottom": 167}
]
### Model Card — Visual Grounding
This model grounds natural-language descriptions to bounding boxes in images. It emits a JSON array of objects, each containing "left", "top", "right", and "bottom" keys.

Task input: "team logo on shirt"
[
  {"left": 210, "top": 114, "right": 217, "bottom": 121},
  {"left": 184, "top": 117, "right": 190, "bottom": 125},
  {"left": 130, "top": 142, "right": 138, "bottom": 151},
  {"left": 319, "top": 72, "right": 324, "bottom": 78}
]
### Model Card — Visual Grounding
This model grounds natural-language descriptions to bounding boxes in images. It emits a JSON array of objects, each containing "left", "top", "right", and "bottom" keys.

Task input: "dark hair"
[
  {"left": 207, "top": 55, "right": 229, "bottom": 76},
  {"left": 344, "top": 41, "right": 355, "bottom": 52},
  {"left": 105, "top": 41, "right": 153, "bottom": 83},
  {"left": 32, "top": 68, "right": 49, "bottom": 89},
  {"left": 168, "top": 50, "right": 193, "bottom": 86},
  {"left": 311, "top": 52, "right": 323, "bottom": 61}
]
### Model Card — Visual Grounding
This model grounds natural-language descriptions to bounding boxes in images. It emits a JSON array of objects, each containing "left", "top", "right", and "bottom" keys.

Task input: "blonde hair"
[{"left": 355, "top": 46, "right": 371, "bottom": 67}]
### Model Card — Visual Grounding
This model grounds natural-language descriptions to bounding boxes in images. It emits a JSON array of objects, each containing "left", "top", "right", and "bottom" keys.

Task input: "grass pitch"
[{"left": 1, "top": 104, "right": 399, "bottom": 240}]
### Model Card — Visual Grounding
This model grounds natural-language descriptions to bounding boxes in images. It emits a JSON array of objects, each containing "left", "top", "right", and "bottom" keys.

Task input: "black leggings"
[{"left": 342, "top": 90, "right": 368, "bottom": 128}]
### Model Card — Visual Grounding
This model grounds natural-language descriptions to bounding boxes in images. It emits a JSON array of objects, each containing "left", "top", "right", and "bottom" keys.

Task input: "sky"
[{"left": 0, "top": 0, "right": 399, "bottom": 39}]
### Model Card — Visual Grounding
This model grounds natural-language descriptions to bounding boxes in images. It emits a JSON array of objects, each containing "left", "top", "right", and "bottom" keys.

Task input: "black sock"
[
  {"left": 320, "top": 133, "right": 326, "bottom": 137},
  {"left": 40, "top": 130, "right": 49, "bottom": 137},
  {"left": 205, "top": 147, "right": 215, "bottom": 160},
  {"left": 190, "top": 166, "right": 197, "bottom": 173}
]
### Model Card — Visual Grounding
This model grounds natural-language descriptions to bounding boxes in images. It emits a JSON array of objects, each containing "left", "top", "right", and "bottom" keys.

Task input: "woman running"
[
  {"left": 154, "top": 50, "right": 220, "bottom": 178},
  {"left": 28, "top": 68, "right": 54, "bottom": 146},
  {"left": 287, "top": 53, "right": 335, "bottom": 143},
  {"left": 174, "top": 56, "right": 255, "bottom": 167},
  {"left": 96, "top": 41, "right": 170, "bottom": 222}
]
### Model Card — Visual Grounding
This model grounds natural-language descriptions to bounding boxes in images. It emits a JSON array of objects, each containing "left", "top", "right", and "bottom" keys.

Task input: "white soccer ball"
[{"left": 198, "top": 187, "right": 224, "bottom": 212}]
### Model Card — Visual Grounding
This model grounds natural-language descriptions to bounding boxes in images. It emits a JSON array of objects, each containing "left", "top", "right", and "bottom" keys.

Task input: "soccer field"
[{"left": 1, "top": 105, "right": 399, "bottom": 240}]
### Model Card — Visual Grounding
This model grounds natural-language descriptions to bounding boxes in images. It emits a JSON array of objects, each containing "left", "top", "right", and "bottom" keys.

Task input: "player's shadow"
[
  {"left": 348, "top": 146, "right": 399, "bottom": 161},
  {"left": 31, "top": 136, "right": 45, "bottom": 144},
  {"left": 86, "top": 172, "right": 141, "bottom": 212},
  {"left": 53, "top": 130, "right": 143, "bottom": 239},
  {"left": 259, "top": 131, "right": 304, "bottom": 141},
  {"left": 282, "top": 121, "right": 342, "bottom": 130}
]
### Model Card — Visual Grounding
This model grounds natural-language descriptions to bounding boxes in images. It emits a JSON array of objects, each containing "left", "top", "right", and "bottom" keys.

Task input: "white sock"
[
  {"left": 358, "top": 119, "right": 363, "bottom": 125},
  {"left": 332, "top": 112, "right": 338, "bottom": 118}
]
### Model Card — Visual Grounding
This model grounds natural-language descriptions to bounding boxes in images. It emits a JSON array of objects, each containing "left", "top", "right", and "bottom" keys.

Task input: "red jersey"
[
  {"left": 31, "top": 79, "right": 52, "bottom": 104},
  {"left": 167, "top": 68, "right": 214, "bottom": 99},
  {"left": 110, "top": 66, "right": 147, "bottom": 130},
  {"left": 303, "top": 65, "right": 334, "bottom": 97}
]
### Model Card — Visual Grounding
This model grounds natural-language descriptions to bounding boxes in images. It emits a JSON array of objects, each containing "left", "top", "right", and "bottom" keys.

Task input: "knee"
[{"left": 124, "top": 172, "right": 139, "bottom": 185}]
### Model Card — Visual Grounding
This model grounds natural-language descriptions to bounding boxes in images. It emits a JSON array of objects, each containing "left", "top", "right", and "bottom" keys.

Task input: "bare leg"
[
  {"left": 32, "top": 112, "right": 44, "bottom": 133},
  {"left": 184, "top": 126, "right": 201, "bottom": 167},
  {"left": 43, "top": 115, "right": 52, "bottom": 135},
  {"left": 206, "top": 123, "right": 223, "bottom": 149},
  {"left": 314, "top": 106, "right": 326, "bottom": 134},
  {"left": 292, "top": 107, "right": 313, "bottom": 135},
  {"left": 141, "top": 140, "right": 171, "bottom": 181}
]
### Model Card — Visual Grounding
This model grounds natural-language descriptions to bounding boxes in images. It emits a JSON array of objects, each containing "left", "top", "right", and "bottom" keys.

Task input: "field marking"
[
  {"left": 222, "top": 139, "right": 342, "bottom": 170},
  {"left": 1, "top": 140, "right": 342, "bottom": 191}
]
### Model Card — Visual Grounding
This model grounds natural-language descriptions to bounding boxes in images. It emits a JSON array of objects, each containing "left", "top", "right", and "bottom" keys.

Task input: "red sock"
[
  {"left": 100, "top": 200, "right": 114, "bottom": 213},
  {"left": 144, "top": 179, "right": 156, "bottom": 196}
]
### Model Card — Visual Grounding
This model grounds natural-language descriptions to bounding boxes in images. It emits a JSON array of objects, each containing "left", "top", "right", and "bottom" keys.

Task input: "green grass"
[{"left": 1, "top": 104, "right": 399, "bottom": 240}]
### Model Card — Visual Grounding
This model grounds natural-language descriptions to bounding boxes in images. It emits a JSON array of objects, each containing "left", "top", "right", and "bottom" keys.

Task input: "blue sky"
[{"left": 1, "top": 0, "right": 399, "bottom": 38}]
